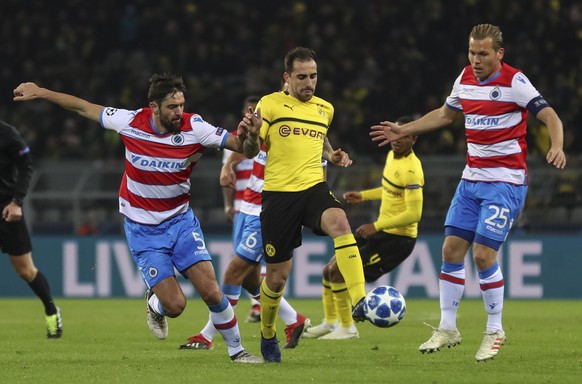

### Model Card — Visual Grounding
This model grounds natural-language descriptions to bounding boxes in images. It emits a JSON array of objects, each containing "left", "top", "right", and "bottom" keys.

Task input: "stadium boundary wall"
[{"left": 0, "top": 235, "right": 579, "bottom": 299}]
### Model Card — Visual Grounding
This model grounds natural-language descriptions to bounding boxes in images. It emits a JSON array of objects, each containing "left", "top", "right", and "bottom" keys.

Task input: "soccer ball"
[{"left": 364, "top": 285, "right": 406, "bottom": 328}]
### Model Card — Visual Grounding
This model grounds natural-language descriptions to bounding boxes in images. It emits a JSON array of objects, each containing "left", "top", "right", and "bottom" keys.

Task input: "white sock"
[
  {"left": 148, "top": 293, "right": 166, "bottom": 316},
  {"left": 278, "top": 297, "right": 298, "bottom": 325},
  {"left": 250, "top": 297, "right": 260, "bottom": 306},
  {"left": 479, "top": 263, "right": 504, "bottom": 332},
  {"left": 439, "top": 262, "right": 465, "bottom": 330},
  {"left": 201, "top": 286, "right": 241, "bottom": 342},
  {"left": 209, "top": 296, "right": 243, "bottom": 357},
  {"left": 200, "top": 314, "right": 217, "bottom": 342}
]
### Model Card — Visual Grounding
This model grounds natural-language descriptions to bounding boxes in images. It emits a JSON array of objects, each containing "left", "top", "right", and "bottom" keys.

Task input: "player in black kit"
[{"left": 0, "top": 120, "right": 63, "bottom": 338}]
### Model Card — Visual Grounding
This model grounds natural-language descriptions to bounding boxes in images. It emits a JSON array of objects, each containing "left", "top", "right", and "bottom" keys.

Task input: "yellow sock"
[
  {"left": 260, "top": 279, "right": 283, "bottom": 339},
  {"left": 322, "top": 279, "right": 337, "bottom": 324},
  {"left": 334, "top": 233, "right": 366, "bottom": 305},
  {"left": 330, "top": 281, "right": 353, "bottom": 328}
]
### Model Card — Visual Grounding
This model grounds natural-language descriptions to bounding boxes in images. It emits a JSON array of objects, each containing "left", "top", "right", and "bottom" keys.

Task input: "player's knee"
[
  {"left": 473, "top": 254, "right": 496, "bottom": 271},
  {"left": 322, "top": 263, "right": 332, "bottom": 277},
  {"left": 442, "top": 243, "right": 465, "bottom": 263},
  {"left": 198, "top": 286, "right": 223, "bottom": 307},
  {"left": 329, "top": 268, "right": 343, "bottom": 283},
  {"left": 322, "top": 209, "right": 351, "bottom": 235},
  {"left": 164, "top": 298, "right": 186, "bottom": 318},
  {"left": 266, "top": 276, "right": 286, "bottom": 293},
  {"left": 15, "top": 266, "right": 36, "bottom": 282}
]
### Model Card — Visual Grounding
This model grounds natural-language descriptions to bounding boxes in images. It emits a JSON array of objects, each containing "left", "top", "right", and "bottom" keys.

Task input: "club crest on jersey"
[
  {"left": 317, "top": 107, "right": 326, "bottom": 117},
  {"left": 171, "top": 133, "right": 185, "bottom": 145},
  {"left": 489, "top": 87, "right": 501, "bottom": 100}
]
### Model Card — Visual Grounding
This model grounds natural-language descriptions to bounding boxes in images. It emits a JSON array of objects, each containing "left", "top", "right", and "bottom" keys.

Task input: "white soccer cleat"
[
  {"left": 419, "top": 323, "right": 461, "bottom": 353},
  {"left": 475, "top": 330, "right": 506, "bottom": 362},
  {"left": 231, "top": 350, "right": 264, "bottom": 364},
  {"left": 318, "top": 324, "right": 359, "bottom": 340},
  {"left": 145, "top": 290, "right": 168, "bottom": 340},
  {"left": 302, "top": 320, "right": 338, "bottom": 339}
]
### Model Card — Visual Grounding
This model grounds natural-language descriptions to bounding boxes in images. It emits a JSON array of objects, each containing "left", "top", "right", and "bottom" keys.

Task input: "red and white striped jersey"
[
  {"left": 222, "top": 139, "right": 253, "bottom": 213},
  {"left": 239, "top": 144, "right": 267, "bottom": 217},
  {"left": 101, "top": 107, "right": 229, "bottom": 224},
  {"left": 446, "top": 63, "right": 545, "bottom": 185}
]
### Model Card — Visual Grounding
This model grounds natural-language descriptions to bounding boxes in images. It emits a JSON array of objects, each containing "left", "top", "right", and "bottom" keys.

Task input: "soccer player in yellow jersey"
[
  {"left": 253, "top": 47, "right": 367, "bottom": 362},
  {"left": 304, "top": 116, "right": 424, "bottom": 340}
]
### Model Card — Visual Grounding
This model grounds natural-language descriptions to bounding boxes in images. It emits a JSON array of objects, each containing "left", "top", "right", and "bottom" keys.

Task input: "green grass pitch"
[{"left": 1, "top": 298, "right": 580, "bottom": 383}]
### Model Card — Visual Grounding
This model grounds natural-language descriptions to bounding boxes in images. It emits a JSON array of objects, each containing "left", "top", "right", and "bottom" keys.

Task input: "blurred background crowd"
[
  {"left": 0, "top": 0, "right": 580, "bottom": 234},
  {"left": 2, "top": 0, "right": 581, "bottom": 162}
]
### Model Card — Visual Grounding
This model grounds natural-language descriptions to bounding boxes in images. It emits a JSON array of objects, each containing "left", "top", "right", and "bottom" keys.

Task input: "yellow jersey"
[
  {"left": 360, "top": 150, "right": 424, "bottom": 238},
  {"left": 257, "top": 91, "right": 334, "bottom": 192}
]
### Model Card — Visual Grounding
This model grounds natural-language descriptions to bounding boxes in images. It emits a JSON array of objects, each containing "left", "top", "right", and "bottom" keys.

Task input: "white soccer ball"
[{"left": 364, "top": 285, "right": 406, "bottom": 328}]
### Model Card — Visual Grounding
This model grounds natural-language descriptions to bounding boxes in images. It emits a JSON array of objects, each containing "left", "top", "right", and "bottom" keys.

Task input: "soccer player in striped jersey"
[
  {"left": 180, "top": 143, "right": 310, "bottom": 351},
  {"left": 371, "top": 24, "right": 566, "bottom": 362},
  {"left": 221, "top": 96, "right": 259, "bottom": 224},
  {"left": 220, "top": 95, "right": 264, "bottom": 323},
  {"left": 251, "top": 47, "right": 368, "bottom": 363},
  {"left": 305, "top": 116, "right": 423, "bottom": 340},
  {"left": 13, "top": 74, "right": 263, "bottom": 363}
]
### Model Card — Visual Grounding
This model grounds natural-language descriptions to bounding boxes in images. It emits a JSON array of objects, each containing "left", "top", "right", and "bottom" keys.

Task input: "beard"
[{"left": 161, "top": 115, "right": 182, "bottom": 134}]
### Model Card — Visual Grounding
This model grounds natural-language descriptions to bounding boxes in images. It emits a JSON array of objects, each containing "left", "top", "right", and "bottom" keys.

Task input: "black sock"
[{"left": 27, "top": 271, "right": 57, "bottom": 316}]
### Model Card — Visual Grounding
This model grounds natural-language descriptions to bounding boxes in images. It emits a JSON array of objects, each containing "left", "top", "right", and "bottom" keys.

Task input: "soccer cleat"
[
  {"left": 246, "top": 304, "right": 261, "bottom": 323},
  {"left": 419, "top": 323, "right": 461, "bottom": 353},
  {"left": 261, "top": 334, "right": 281, "bottom": 363},
  {"left": 475, "top": 330, "right": 506, "bottom": 362},
  {"left": 179, "top": 333, "right": 214, "bottom": 350},
  {"left": 230, "top": 350, "right": 264, "bottom": 364},
  {"left": 145, "top": 289, "right": 168, "bottom": 340},
  {"left": 351, "top": 297, "right": 366, "bottom": 322},
  {"left": 318, "top": 324, "right": 359, "bottom": 340},
  {"left": 46, "top": 306, "right": 63, "bottom": 339},
  {"left": 302, "top": 320, "right": 338, "bottom": 339},
  {"left": 283, "top": 313, "right": 311, "bottom": 349}
]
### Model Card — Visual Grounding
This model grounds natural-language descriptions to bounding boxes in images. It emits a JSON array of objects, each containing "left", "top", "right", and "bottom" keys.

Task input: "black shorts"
[
  {"left": 358, "top": 232, "right": 416, "bottom": 283},
  {"left": 261, "top": 182, "right": 344, "bottom": 264},
  {"left": 0, "top": 216, "right": 32, "bottom": 256}
]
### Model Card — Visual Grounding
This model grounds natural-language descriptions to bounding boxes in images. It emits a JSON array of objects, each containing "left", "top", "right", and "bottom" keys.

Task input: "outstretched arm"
[
  {"left": 536, "top": 107, "right": 566, "bottom": 169},
  {"left": 370, "top": 105, "right": 459, "bottom": 146},
  {"left": 14, "top": 82, "right": 104, "bottom": 122}
]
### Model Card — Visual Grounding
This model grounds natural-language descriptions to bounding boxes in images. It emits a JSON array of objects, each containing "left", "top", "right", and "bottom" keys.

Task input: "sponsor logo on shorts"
[
  {"left": 486, "top": 225, "right": 504, "bottom": 235},
  {"left": 329, "top": 191, "right": 340, "bottom": 203},
  {"left": 148, "top": 267, "right": 158, "bottom": 278},
  {"left": 365, "top": 254, "right": 381, "bottom": 266}
]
